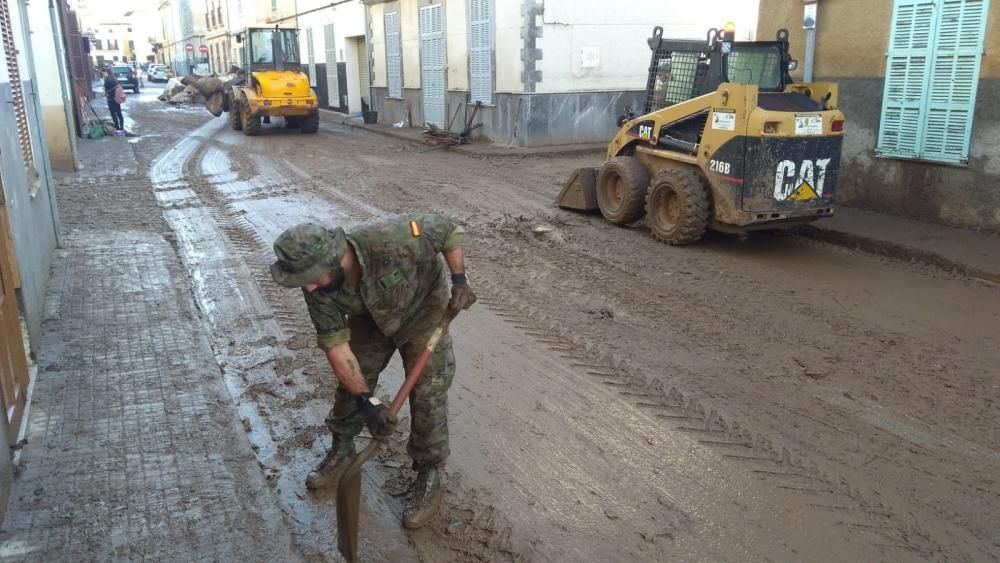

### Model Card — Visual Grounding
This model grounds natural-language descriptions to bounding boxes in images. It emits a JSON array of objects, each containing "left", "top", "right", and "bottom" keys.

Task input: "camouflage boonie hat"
[{"left": 270, "top": 223, "right": 347, "bottom": 288}]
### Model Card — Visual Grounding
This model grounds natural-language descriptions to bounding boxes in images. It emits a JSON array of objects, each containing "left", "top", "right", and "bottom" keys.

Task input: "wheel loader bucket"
[{"left": 556, "top": 167, "right": 599, "bottom": 211}]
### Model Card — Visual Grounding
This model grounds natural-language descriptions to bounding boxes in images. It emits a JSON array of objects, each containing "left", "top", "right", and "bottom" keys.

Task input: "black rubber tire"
[
  {"left": 300, "top": 112, "right": 319, "bottom": 134},
  {"left": 229, "top": 103, "right": 243, "bottom": 130},
  {"left": 645, "top": 168, "right": 711, "bottom": 245},
  {"left": 596, "top": 156, "right": 650, "bottom": 225},
  {"left": 242, "top": 101, "right": 261, "bottom": 136}
]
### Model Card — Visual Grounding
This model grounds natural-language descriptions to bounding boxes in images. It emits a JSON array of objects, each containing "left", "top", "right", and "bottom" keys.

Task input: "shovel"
[{"left": 336, "top": 309, "right": 458, "bottom": 562}]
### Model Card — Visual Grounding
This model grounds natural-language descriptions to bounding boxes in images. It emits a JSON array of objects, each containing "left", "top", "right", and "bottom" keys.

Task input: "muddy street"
[{"left": 79, "top": 96, "right": 1000, "bottom": 561}]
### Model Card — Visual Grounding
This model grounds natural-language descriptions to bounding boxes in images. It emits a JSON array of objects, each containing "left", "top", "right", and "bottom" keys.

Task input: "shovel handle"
[{"left": 388, "top": 309, "right": 457, "bottom": 415}]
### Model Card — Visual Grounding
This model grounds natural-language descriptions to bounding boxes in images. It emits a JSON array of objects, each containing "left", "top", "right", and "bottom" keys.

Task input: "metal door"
[
  {"left": 419, "top": 4, "right": 445, "bottom": 126},
  {"left": 355, "top": 37, "right": 370, "bottom": 106},
  {"left": 0, "top": 187, "right": 28, "bottom": 444}
]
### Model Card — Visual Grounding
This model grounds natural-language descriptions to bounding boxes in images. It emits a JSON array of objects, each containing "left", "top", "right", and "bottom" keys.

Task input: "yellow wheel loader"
[
  {"left": 226, "top": 27, "right": 319, "bottom": 136},
  {"left": 557, "top": 26, "right": 845, "bottom": 245}
]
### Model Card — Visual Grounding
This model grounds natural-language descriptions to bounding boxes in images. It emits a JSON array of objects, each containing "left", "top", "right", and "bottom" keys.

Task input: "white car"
[{"left": 147, "top": 65, "right": 168, "bottom": 82}]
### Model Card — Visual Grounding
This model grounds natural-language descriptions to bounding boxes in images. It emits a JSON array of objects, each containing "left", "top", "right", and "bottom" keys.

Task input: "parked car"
[
  {"left": 111, "top": 64, "right": 140, "bottom": 93},
  {"left": 147, "top": 64, "right": 168, "bottom": 83}
]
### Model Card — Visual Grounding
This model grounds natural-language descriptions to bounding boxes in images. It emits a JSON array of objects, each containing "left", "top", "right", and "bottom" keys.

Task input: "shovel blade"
[
  {"left": 336, "top": 468, "right": 362, "bottom": 562},
  {"left": 336, "top": 440, "right": 382, "bottom": 562}
]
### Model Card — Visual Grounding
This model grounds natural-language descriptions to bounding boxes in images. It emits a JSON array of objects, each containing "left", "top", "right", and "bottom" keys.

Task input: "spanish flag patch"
[{"left": 409, "top": 220, "right": 421, "bottom": 237}]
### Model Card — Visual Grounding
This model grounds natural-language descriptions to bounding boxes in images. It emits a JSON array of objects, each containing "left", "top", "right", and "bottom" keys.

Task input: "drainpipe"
[{"left": 802, "top": 0, "right": 818, "bottom": 83}]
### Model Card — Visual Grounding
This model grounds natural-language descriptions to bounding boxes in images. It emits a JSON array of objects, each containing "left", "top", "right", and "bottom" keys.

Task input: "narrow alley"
[{"left": 3, "top": 89, "right": 997, "bottom": 561}]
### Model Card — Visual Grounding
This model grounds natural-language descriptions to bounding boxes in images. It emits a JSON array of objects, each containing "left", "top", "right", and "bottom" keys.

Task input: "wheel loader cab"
[{"left": 557, "top": 26, "right": 845, "bottom": 245}]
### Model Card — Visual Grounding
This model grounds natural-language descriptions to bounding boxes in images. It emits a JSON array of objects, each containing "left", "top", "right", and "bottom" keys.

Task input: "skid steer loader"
[{"left": 557, "top": 26, "right": 845, "bottom": 245}]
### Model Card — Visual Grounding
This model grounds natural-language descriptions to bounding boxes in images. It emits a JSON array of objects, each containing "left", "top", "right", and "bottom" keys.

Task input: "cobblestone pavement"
[{"left": 0, "top": 94, "right": 299, "bottom": 561}]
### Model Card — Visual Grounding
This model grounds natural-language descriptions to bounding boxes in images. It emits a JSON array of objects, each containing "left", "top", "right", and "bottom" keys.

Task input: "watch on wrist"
[{"left": 451, "top": 273, "right": 468, "bottom": 285}]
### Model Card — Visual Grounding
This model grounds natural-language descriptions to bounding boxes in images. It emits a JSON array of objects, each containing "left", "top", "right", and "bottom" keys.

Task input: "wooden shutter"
[
  {"left": 324, "top": 23, "right": 340, "bottom": 109},
  {"left": 878, "top": 0, "right": 989, "bottom": 163},
  {"left": 468, "top": 0, "right": 492, "bottom": 104},
  {"left": 419, "top": 4, "right": 445, "bottom": 126},
  {"left": 385, "top": 11, "right": 401, "bottom": 98},
  {"left": 922, "top": 0, "right": 989, "bottom": 163},
  {"left": 0, "top": 0, "right": 34, "bottom": 171},
  {"left": 306, "top": 27, "right": 316, "bottom": 88},
  {"left": 877, "top": 0, "right": 936, "bottom": 158}
]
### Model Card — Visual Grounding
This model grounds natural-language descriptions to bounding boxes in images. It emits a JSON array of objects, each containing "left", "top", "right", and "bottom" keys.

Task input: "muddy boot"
[
  {"left": 402, "top": 466, "right": 445, "bottom": 529},
  {"left": 305, "top": 438, "right": 354, "bottom": 490}
]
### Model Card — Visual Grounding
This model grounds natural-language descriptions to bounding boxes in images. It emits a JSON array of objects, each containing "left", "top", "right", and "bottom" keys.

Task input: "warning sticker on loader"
[
  {"left": 795, "top": 114, "right": 823, "bottom": 136},
  {"left": 712, "top": 109, "right": 736, "bottom": 131}
]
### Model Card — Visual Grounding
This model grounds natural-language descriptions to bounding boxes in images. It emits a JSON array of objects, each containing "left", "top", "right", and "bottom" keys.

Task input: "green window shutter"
[
  {"left": 468, "top": 0, "right": 492, "bottom": 104},
  {"left": 921, "top": 0, "right": 989, "bottom": 163},
  {"left": 877, "top": 0, "right": 936, "bottom": 158},
  {"left": 878, "top": 0, "right": 989, "bottom": 164}
]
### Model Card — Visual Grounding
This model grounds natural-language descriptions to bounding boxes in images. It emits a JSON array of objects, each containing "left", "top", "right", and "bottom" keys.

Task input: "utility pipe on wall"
[{"left": 803, "top": 0, "right": 818, "bottom": 82}]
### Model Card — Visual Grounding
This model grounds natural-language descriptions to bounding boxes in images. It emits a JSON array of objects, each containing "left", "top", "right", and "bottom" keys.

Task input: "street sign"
[
  {"left": 185, "top": 43, "right": 193, "bottom": 52},
  {"left": 199, "top": 44, "right": 208, "bottom": 54}
]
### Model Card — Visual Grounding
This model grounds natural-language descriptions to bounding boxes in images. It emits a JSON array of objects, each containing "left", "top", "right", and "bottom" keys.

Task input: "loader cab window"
[
  {"left": 249, "top": 29, "right": 302, "bottom": 66},
  {"left": 648, "top": 52, "right": 710, "bottom": 112},
  {"left": 726, "top": 45, "right": 782, "bottom": 90}
]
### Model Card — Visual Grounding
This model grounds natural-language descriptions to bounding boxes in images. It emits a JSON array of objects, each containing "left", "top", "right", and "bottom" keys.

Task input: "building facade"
[
  {"left": 758, "top": 0, "right": 1000, "bottom": 233},
  {"left": 85, "top": 22, "right": 132, "bottom": 66},
  {"left": 205, "top": 0, "right": 232, "bottom": 73},
  {"left": 159, "top": 0, "right": 208, "bottom": 76},
  {"left": 1, "top": 0, "right": 64, "bottom": 520},
  {"left": 297, "top": 0, "right": 370, "bottom": 112},
  {"left": 365, "top": 0, "right": 757, "bottom": 146}
]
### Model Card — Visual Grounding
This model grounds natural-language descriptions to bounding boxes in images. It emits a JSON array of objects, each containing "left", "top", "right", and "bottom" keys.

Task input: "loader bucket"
[{"left": 556, "top": 167, "right": 599, "bottom": 211}]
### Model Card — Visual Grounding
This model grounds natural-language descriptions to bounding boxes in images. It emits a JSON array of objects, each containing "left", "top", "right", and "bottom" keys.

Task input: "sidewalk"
[
  {"left": 803, "top": 207, "right": 1000, "bottom": 283},
  {"left": 0, "top": 123, "right": 298, "bottom": 560},
  {"left": 321, "top": 109, "right": 606, "bottom": 158},
  {"left": 325, "top": 112, "right": 1000, "bottom": 282}
]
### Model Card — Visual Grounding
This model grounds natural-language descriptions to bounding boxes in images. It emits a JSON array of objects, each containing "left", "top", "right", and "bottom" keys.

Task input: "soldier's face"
[{"left": 303, "top": 271, "right": 337, "bottom": 293}]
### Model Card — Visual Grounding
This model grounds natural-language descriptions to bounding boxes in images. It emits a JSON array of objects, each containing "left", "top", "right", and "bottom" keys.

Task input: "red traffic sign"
[
  {"left": 185, "top": 43, "right": 194, "bottom": 52},
  {"left": 198, "top": 44, "right": 208, "bottom": 54}
]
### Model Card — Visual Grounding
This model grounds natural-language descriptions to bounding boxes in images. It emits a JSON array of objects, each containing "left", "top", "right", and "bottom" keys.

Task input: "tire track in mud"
[
  {"left": 470, "top": 279, "right": 939, "bottom": 559},
  {"left": 170, "top": 121, "right": 996, "bottom": 560},
  {"left": 155, "top": 122, "right": 522, "bottom": 562},
  {"left": 273, "top": 128, "right": 987, "bottom": 560},
  {"left": 247, "top": 146, "right": 924, "bottom": 559}
]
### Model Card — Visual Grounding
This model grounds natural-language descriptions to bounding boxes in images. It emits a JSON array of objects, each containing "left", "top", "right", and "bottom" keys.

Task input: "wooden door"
[{"left": 0, "top": 183, "right": 28, "bottom": 443}]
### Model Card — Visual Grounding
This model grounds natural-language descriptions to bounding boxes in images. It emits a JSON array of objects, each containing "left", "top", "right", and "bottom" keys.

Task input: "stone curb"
[{"left": 798, "top": 225, "right": 1000, "bottom": 284}]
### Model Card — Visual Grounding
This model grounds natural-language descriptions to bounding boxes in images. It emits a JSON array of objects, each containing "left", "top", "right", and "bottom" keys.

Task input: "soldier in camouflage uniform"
[{"left": 270, "top": 214, "right": 476, "bottom": 529}]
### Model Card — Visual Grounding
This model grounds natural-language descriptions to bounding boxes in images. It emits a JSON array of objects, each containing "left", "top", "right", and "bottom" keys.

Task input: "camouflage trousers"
[{"left": 326, "top": 309, "right": 456, "bottom": 468}]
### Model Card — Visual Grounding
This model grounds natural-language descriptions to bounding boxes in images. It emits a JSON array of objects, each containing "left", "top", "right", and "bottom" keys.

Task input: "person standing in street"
[
  {"left": 270, "top": 214, "right": 476, "bottom": 529},
  {"left": 102, "top": 69, "right": 125, "bottom": 136}
]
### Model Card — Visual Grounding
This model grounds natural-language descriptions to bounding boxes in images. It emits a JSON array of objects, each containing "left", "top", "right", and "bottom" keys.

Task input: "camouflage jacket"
[{"left": 304, "top": 214, "right": 464, "bottom": 350}]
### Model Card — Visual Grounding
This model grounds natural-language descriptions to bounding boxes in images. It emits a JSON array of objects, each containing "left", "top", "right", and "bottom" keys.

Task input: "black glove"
[
  {"left": 356, "top": 393, "right": 397, "bottom": 439},
  {"left": 449, "top": 274, "right": 477, "bottom": 312}
]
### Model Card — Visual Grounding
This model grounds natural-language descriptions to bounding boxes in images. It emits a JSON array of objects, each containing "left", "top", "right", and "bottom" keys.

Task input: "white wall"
[
  {"left": 400, "top": 0, "right": 420, "bottom": 89},
  {"left": 26, "top": 0, "right": 77, "bottom": 171},
  {"left": 445, "top": 0, "right": 467, "bottom": 91},
  {"left": 494, "top": 0, "right": 523, "bottom": 92},
  {"left": 536, "top": 0, "right": 759, "bottom": 93}
]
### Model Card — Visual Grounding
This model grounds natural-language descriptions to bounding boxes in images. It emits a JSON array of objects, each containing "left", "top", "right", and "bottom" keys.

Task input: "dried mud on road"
[{"left": 77, "top": 98, "right": 1000, "bottom": 561}]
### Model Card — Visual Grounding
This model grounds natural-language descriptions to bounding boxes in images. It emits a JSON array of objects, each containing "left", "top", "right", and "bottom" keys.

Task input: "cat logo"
[
  {"left": 773, "top": 158, "right": 832, "bottom": 201},
  {"left": 638, "top": 124, "right": 654, "bottom": 140}
]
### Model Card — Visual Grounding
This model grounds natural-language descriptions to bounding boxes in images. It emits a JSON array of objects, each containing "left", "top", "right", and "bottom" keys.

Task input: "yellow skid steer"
[{"left": 558, "top": 26, "right": 845, "bottom": 245}]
